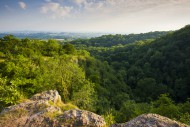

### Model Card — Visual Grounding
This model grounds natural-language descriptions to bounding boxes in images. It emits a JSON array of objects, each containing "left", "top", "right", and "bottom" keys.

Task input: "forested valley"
[{"left": 0, "top": 25, "right": 190, "bottom": 125}]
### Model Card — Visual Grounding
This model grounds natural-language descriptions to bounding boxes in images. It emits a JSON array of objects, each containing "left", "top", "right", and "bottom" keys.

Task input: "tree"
[
  {"left": 152, "top": 94, "right": 180, "bottom": 119},
  {"left": 119, "top": 100, "right": 151, "bottom": 122},
  {"left": 135, "top": 78, "right": 157, "bottom": 102},
  {"left": 63, "top": 43, "right": 76, "bottom": 54}
]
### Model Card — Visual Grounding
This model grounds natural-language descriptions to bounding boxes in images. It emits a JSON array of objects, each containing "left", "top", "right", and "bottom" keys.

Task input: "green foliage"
[
  {"left": 135, "top": 78, "right": 156, "bottom": 102},
  {"left": 45, "top": 39, "right": 60, "bottom": 56},
  {"left": 180, "top": 99, "right": 190, "bottom": 113},
  {"left": 0, "top": 25, "right": 190, "bottom": 125},
  {"left": 44, "top": 111, "right": 61, "bottom": 119},
  {"left": 118, "top": 101, "right": 151, "bottom": 122},
  {"left": 71, "top": 31, "right": 168, "bottom": 47},
  {"left": 63, "top": 43, "right": 76, "bottom": 54},
  {"left": 72, "top": 81, "right": 96, "bottom": 111},
  {"left": 179, "top": 113, "right": 190, "bottom": 125},
  {"left": 75, "top": 25, "right": 190, "bottom": 104},
  {"left": 151, "top": 94, "right": 180, "bottom": 119},
  {"left": 103, "top": 109, "right": 116, "bottom": 126},
  {"left": 0, "top": 36, "right": 96, "bottom": 112},
  {"left": 0, "top": 77, "right": 24, "bottom": 109},
  {"left": 70, "top": 25, "right": 190, "bottom": 124},
  {"left": 48, "top": 100, "right": 78, "bottom": 112}
]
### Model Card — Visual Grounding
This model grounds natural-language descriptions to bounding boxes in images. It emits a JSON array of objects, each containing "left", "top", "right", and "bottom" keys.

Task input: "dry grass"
[
  {"left": 48, "top": 100, "right": 78, "bottom": 112},
  {"left": 0, "top": 108, "right": 28, "bottom": 125}
]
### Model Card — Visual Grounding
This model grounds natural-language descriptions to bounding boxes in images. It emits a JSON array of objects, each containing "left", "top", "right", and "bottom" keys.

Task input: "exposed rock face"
[
  {"left": 60, "top": 109, "right": 106, "bottom": 126},
  {"left": 110, "top": 114, "right": 189, "bottom": 127},
  {"left": 0, "top": 90, "right": 106, "bottom": 127},
  {"left": 30, "top": 90, "right": 61, "bottom": 103}
]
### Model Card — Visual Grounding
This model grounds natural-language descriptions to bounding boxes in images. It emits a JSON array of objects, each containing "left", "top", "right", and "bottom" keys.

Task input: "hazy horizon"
[
  {"left": 0, "top": 0, "right": 190, "bottom": 33},
  {"left": 0, "top": 29, "right": 171, "bottom": 34}
]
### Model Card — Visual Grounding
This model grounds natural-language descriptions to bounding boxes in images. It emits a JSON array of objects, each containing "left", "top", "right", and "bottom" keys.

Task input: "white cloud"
[
  {"left": 41, "top": 2, "right": 73, "bottom": 19},
  {"left": 74, "top": 0, "right": 190, "bottom": 19},
  {"left": 40, "top": 0, "right": 190, "bottom": 20},
  {"left": 74, "top": 0, "right": 86, "bottom": 5},
  {"left": 44, "top": 0, "right": 52, "bottom": 2},
  {"left": 5, "top": 5, "right": 14, "bottom": 12},
  {"left": 42, "top": 0, "right": 177, "bottom": 20},
  {"left": 38, "top": 0, "right": 190, "bottom": 32},
  {"left": 18, "top": 1, "right": 26, "bottom": 10}
]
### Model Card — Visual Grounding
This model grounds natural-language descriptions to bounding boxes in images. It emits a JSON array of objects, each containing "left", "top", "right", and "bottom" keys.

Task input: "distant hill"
[
  {"left": 0, "top": 32, "right": 105, "bottom": 40},
  {"left": 92, "top": 25, "right": 190, "bottom": 102},
  {"left": 71, "top": 31, "right": 169, "bottom": 47}
]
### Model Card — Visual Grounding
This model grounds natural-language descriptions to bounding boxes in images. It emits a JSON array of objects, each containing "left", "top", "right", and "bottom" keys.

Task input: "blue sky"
[{"left": 0, "top": 0, "right": 190, "bottom": 33}]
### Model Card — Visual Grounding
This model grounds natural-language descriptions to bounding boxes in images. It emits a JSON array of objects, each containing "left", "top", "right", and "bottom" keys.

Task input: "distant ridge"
[{"left": 0, "top": 32, "right": 105, "bottom": 40}]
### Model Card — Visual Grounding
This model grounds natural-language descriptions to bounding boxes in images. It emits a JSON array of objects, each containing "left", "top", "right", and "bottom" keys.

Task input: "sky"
[{"left": 0, "top": 0, "right": 190, "bottom": 33}]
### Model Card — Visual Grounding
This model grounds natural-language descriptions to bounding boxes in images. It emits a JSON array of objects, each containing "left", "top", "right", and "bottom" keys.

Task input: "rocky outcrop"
[
  {"left": 1, "top": 90, "right": 188, "bottom": 127},
  {"left": 110, "top": 113, "right": 189, "bottom": 127},
  {"left": 0, "top": 90, "right": 106, "bottom": 127},
  {"left": 30, "top": 90, "right": 61, "bottom": 103},
  {"left": 60, "top": 109, "right": 106, "bottom": 126}
]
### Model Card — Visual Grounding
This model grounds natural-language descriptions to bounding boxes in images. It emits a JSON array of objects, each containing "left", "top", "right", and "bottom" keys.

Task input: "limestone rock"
[
  {"left": 30, "top": 90, "right": 61, "bottom": 103},
  {"left": 59, "top": 109, "right": 106, "bottom": 127},
  {"left": 0, "top": 90, "right": 106, "bottom": 127},
  {"left": 110, "top": 113, "right": 189, "bottom": 127}
]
